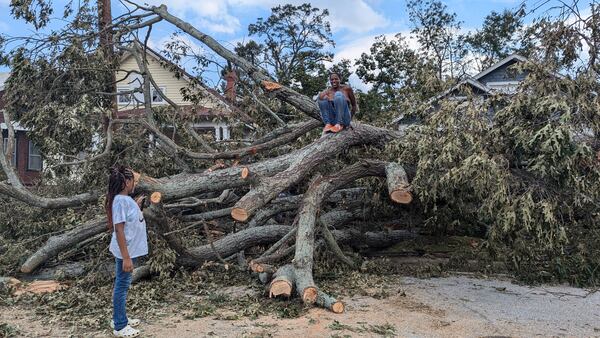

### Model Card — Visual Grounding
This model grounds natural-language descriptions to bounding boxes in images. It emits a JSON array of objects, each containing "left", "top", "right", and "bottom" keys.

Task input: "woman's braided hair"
[{"left": 105, "top": 165, "right": 134, "bottom": 232}]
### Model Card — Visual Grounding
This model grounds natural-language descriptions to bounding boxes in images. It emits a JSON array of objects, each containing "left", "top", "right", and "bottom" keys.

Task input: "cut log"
[
  {"left": 249, "top": 261, "right": 276, "bottom": 274},
  {"left": 240, "top": 167, "right": 250, "bottom": 179},
  {"left": 231, "top": 208, "right": 249, "bottom": 222},
  {"left": 150, "top": 192, "right": 162, "bottom": 204},
  {"left": 26, "top": 261, "right": 87, "bottom": 280},
  {"left": 385, "top": 162, "right": 413, "bottom": 204},
  {"left": 20, "top": 218, "right": 106, "bottom": 273},
  {"left": 331, "top": 228, "right": 418, "bottom": 249},
  {"left": 316, "top": 290, "right": 345, "bottom": 314},
  {"left": 262, "top": 81, "right": 283, "bottom": 91},
  {"left": 269, "top": 264, "right": 295, "bottom": 298}
]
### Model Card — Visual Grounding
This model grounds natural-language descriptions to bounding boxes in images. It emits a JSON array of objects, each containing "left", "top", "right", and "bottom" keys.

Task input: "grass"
[
  {"left": 328, "top": 320, "right": 396, "bottom": 337},
  {"left": 0, "top": 323, "right": 20, "bottom": 338}
]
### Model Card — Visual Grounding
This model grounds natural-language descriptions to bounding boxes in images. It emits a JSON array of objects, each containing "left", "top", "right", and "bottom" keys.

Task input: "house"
[
  {"left": 393, "top": 54, "right": 530, "bottom": 126},
  {"left": 0, "top": 73, "right": 43, "bottom": 185},
  {"left": 0, "top": 46, "right": 245, "bottom": 184},
  {"left": 116, "top": 46, "right": 242, "bottom": 141},
  {"left": 438, "top": 54, "right": 529, "bottom": 100}
]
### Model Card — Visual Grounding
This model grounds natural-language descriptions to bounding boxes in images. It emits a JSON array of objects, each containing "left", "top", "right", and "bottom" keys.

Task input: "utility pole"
[{"left": 98, "top": 0, "right": 116, "bottom": 131}]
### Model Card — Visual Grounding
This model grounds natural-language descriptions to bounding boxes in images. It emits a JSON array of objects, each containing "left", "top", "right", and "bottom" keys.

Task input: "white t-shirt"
[{"left": 109, "top": 194, "right": 148, "bottom": 259}]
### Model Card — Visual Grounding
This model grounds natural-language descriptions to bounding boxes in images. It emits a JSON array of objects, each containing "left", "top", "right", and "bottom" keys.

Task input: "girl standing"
[{"left": 105, "top": 166, "right": 148, "bottom": 337}]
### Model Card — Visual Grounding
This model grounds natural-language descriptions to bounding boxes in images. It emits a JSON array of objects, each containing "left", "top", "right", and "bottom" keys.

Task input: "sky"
[{"left": 0, "top": 0, "right": 531, "bottom": 89}]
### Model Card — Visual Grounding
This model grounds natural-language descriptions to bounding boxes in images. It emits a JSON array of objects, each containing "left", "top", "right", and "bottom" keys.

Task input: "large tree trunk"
[{"left": 230, "top": 124, "right": 396, "bottom": 222}]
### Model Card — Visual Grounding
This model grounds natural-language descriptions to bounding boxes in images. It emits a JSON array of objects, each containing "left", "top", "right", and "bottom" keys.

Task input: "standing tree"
[
  {"left": 464, "top": 8, "right": 527, "bottom": 70},
  {"left": 246, "top": 3, "right": 334, "bottom": 94},
  {"left": 407, "top": 0, "right": 466, "bottom": 80},
  {"left": 354, "top": 34, "right": 439, "bottom": 124}
]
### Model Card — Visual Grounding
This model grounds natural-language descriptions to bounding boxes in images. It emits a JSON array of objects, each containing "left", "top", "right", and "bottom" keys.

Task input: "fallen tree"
[{"left": 0, "top": 2, "right": 418, "bottom": 313}]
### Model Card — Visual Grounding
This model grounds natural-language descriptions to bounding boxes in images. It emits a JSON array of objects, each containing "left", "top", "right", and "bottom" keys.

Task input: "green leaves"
[{"left": 396, "top": 68, "right": 600, "bottom": 285}]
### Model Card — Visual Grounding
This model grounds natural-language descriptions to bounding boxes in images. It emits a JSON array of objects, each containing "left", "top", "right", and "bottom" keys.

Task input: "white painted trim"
[
  {"left": 151, "top": 86, "right": 167, "bottom": 105},
  {"left": 1, "top": 122, "right": 28, "bottom": 131},
  {"left": 189, "top": 122, "right": 231, "bottom": 141},
  {"left": 485, "top": 81, "right": 521, "bottom": 86}
]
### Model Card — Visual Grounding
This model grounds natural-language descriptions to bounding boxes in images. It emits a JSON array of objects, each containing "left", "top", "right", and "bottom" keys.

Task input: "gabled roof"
[
  {"left": 473, "top": 54, "right": 527, "bottom": 81},
  {"left": 432, "top": 76, "right": 492, "bottom": 102},
  {"left": 392, "top": 54, "right": 529, "bottom": 125}
]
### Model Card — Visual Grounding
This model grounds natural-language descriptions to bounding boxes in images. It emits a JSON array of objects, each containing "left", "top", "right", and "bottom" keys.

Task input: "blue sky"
[{"left": 0, "top": 0, "right": 528, "bottom": 87}]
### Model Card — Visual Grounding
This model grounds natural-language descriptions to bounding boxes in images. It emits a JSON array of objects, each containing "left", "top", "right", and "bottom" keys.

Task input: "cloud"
[
  {"left": 143, "top": 0, "right": 387, "bottom": 34},
  {"left": 144, "top": 0, "right": 241, "bottom": 34},
  {"left": 150, "top": 34, "right": 207, "bottom": 57},
  {"left": 233, "top": 0, "right": 388, "bottom": 33},
  {"left": 333, "top": 31, "right": 417, "bottom": 63}
]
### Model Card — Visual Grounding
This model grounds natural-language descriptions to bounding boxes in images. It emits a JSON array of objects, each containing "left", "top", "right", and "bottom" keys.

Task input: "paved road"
[{"left": 403, "top": 275, "right": 600, "bottom": 337}]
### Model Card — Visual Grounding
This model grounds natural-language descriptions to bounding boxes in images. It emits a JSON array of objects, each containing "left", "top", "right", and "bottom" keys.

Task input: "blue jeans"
[
  {"left": 318, "top": 92, "right": 352, "bottom": 127},
  {"left": 113, "top": 258, "right": 135, "bottom": 331}
]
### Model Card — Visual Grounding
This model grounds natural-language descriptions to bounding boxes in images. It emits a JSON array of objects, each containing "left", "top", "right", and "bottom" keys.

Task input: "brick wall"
[{"left": 1, "top": 90, "right": 41, "bottom": 185}]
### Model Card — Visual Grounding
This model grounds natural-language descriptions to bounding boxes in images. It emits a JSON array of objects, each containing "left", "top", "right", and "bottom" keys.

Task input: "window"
[
  {"left": 28, "top": 141, "right": 42, "bottom": 171},
  {"left": 2, "top": 137, "right": 16, "bottom": 166},
  {"left": 151, "top": 87, "right": 166, "bottom": 104},
  {"left": 117, "top": 87, "right": 132, "bottom": 104}
]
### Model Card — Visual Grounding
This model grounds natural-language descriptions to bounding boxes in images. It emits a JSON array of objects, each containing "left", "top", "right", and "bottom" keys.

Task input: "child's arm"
[{"left": 114, "top": 222, "right": 133, "bottom": 272}]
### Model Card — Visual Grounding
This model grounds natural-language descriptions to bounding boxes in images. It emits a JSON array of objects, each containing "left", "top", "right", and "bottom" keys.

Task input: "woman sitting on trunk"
[{"left": 317, "top": 72, "right": 357, "bottom": 133}]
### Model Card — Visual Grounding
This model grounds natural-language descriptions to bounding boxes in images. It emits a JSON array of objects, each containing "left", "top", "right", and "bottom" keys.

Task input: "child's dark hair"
[{"left": 105, "top": 165, "right": 134, "bottom": 232}]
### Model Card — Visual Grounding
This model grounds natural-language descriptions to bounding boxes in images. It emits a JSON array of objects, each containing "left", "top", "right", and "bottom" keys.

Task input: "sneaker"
[
  {"left": 323, "top": 124, "right": 333, "bottom": 132},
  {"left": 330, "top": 124, "right": 343, "bottom": 133},
  {"left": 113, "top": 324, "right": 140, "bottom": 337},
  {"left": 111, "top": 318, "right": 140, "bottom": 329}
]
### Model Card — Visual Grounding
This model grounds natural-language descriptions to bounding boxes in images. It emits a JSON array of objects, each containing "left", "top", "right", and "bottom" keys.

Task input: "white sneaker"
[
  {"left": 110, "top": 318, "right": 140, "bottom": 329},
  {"left": 113, "top": 324, "right": 140, "bottom": 337}
]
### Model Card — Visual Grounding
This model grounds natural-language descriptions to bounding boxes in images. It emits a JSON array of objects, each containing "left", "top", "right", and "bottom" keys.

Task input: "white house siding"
[
  {"left": 115, "top": 53, "right": 232, "bottom": 140},
  {"left": 115, "top": 54, "right": 226, "bottom": 111}
]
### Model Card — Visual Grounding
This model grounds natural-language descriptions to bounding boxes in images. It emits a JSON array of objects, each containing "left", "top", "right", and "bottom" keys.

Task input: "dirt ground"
[{"left": 2, "top": 274, "right": 600, "bottom": 338}]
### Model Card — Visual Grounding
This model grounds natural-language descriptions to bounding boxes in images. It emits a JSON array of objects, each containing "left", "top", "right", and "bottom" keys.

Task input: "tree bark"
[
  {"left": 292, "top": 160, "right": 389, "bottom": 304},
  {"left": 316, "top": 290, "right": 344, "bottom": 313},
  {"left": 386, "top": 162, "right": 413, "bottom": 204},
  {"left": 231, "top": 124, "right": 396, "bottom": 222},
  {"left": 247, "top": 188, "right": 366, "bottom": 228},
  {"left": 20, "top": 218, "right": 106, "bottom": 273},
  {"left": 269, "top": 264, "right": 295, "bottom": 298}
]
